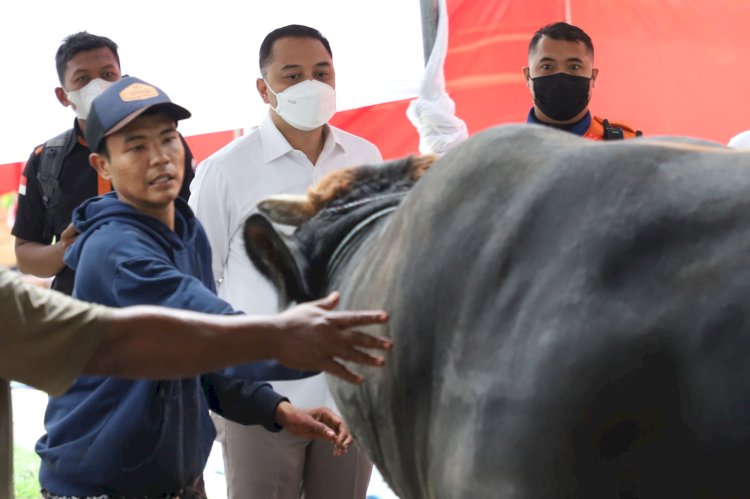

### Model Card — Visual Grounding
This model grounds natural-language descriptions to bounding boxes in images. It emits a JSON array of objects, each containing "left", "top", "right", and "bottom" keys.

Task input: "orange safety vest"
[
  {"left": 97, "top": 173, "right": 112, "bottom": 196},
  {"left": 72, "top": 134, "right": 112, "bottom": 195},
  {"left": 584, "top": 115, "right": 641, "bottom": 141}
]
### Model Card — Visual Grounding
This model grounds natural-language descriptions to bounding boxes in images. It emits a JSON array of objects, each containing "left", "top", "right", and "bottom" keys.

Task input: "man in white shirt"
[{"left": 189, "top": 24, "right": 382, "bottom": 499}]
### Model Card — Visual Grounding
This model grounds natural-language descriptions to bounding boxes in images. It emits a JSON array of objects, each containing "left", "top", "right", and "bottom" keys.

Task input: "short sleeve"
[
  {"left": 0, "top": 268, "right": 112, "bottom": 395},
  {"left": 11, "top": 149, "right": 50, "bottom": 244}
]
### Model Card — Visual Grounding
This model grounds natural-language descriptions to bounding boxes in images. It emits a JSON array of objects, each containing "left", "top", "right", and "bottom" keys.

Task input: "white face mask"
[
  {"left": 66, "top": 78, "right": 115, "bottom": 120},
  {"left": 265, "top": 79, "right": 336, "bottom": 131}
]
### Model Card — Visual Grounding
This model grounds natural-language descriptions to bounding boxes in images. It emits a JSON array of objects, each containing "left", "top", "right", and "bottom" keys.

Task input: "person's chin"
[
  {"left": 146, "top": 186, "right": 180, "bottom": 205},
  {"left": 149, "top": 177, "right": 180, "bottom": 195}
]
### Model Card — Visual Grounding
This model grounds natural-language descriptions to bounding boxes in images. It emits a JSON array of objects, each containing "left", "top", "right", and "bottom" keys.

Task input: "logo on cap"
[{"left": 119, "top": 83, "right": 160, "bottom": 102}]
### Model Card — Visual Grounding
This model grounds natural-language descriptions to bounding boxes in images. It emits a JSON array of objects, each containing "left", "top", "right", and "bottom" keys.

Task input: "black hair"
[
  {"left": 258, "top": 24, "right": 332, "bottom": 76},
  {"left": 55, "top": 31, "right": 120, "bottom": 85},
  {"left": 528, "top": 22, "right": 594, "bottom": 58},
  {"left": 97, "top": 140, "right": 110, "bottom": 158}
]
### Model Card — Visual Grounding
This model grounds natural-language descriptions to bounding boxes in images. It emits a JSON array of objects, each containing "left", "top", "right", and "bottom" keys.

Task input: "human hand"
[
  {"left": 50, "top": 223, "right": 79, "bottom": 273},
  {"left": 275, "top": 401, "right": 352, "bottom": 456},
  {"left": 59, "top": 223, "right": 79, "bottom": 249},
  {"left": 273, "top": 291, "right": 391, "bottom": 384}
]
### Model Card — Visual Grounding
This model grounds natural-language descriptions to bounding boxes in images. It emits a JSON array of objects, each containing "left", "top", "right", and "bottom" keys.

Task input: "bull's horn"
[{"left": 257, "top": 194, "right": 315, "bottom": 226}]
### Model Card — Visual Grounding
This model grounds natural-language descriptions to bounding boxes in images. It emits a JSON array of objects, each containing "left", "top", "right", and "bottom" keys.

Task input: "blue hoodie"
[{"left": 37, "top": 193, "right": 304, "bottom": 495}]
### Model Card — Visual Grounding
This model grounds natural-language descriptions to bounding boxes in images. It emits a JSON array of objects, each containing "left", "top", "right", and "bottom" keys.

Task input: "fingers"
[
  {"left": 286, "top": 416, "right": 338, "bottom": 443},
  {"left": 61, "top": 222, "right": 76, "bottom": 236},
  {"left": 319, "top": 338, "right": 394, "bottom": 382},
  {"left": 335, "top": 431, "right": 353, "bottom": 456},
  {"left": 334, "top": 423, "right": 351, "bottom": 448},
  {"left": 313, "top": 422, "right": 339, "bottom": 443},
  {"left": 325, "top": 331, "right": 391, "bottom": 375},
  {"left": 339, "top": 330, "right": 392, "bottom": 353},
  {"left": 306, "top": 409, "right": 341, "bottom": 445},
  {"left": 334, "top": 444, "right": 349, "bottom": 457},
  {"left": 322, "top": 359, "right": 365, "bottom": 384},
  {"left": 314, "top": 409, "right": 347, "bottom": 444},
  {"left": 314, "top": 409, "right": 352, "bottom": 456},
  {"left": 314, "top": 407, "right": 343, "bottom": 426},
  {"left": 328, "top": 310, "right": 389, "bottom": 328},
  {"left": 332, "top": 345, "right": 386, "bottom": 370},
  {"left": 308, "top": 291, "right": 340, "bottom": 311},
  {"left": 60, "top": 223, "right": 79, "bottom": 238},
  {"left": 59, "top": 223, "right": 80, "bottom": 248}
]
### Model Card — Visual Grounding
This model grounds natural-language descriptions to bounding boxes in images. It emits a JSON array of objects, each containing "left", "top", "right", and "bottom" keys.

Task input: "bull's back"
[{"left": 335, "top": 125, "right": 750, "bottom": 498}]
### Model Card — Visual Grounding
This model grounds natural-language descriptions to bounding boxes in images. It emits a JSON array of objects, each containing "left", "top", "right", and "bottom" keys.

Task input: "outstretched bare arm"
[{"left": 87, "top": 291, "right": 391, "bottom": 383}]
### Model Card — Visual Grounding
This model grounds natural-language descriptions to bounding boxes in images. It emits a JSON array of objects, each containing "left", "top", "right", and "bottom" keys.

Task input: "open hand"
[{"left": 273, "top": 292, "right": 391, "bottom": 384}]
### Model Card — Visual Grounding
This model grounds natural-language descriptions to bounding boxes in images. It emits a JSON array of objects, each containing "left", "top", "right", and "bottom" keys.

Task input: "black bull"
[{"left": 243, "top": 124, "right": 750, "bottom": 498}]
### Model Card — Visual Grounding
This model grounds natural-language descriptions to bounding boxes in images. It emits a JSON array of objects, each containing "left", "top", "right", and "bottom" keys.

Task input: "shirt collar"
[
  {"left": 259, "top": 112, "right": 346, "bottom": 164},
  {"left": 72, "top": 118, "right": 90, "bottom": 148},
  {"left": 526, "top": 108, "right": 592, "bottom": 137}
]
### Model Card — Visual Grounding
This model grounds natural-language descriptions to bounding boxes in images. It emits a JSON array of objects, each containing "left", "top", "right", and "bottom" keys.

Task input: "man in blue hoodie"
[{"left": 36, "top": 77, "right": 365, "bottom": 498}]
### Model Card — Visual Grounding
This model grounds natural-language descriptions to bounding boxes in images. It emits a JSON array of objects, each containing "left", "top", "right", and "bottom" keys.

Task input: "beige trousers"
[{"left": 215, "top": 415, "right": 372, "bottom": 499}]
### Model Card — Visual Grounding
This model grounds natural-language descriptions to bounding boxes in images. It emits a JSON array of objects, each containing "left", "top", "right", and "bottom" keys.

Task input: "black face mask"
[{"left": 531, "top": 73, "right": 591, "bottom": 122}]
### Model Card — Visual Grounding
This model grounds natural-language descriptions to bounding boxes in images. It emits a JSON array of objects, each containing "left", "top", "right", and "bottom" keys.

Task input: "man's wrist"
[
  {"left": 274, "top": 400, "right": 293, "bottom": 427},
  {"left": 55, "top": 240, "right": 68, "bottom": 267},
  {"left": 261, "top": 315, "right": 285, "bottom": 361}
]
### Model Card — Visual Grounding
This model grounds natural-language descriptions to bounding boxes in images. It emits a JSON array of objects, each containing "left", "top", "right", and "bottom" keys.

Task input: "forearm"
[
  {"left": 83, "top": 294, "right": 390, "bottom": 383},
  {"left": 202, "top": 374, "right": 286, "bottom": 430},
  {"left": 219, "top": 360, "right": 315, "bottom": 381},
  {"left": 14, "top": 238, "right": 66, "bottom": 277},
  {"left": 85, "top": 306, "right": 283, "bottom": 379}
]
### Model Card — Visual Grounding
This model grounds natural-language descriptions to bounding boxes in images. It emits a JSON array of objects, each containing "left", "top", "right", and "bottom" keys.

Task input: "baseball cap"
[{"left": 84, "top": 76, "right": 191, "bottom": 153}]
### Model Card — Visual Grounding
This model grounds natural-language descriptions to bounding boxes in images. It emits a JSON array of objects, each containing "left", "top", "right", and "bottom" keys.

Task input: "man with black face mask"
[{"left": 523, "top": 22, "right": 640, "bottom": 140}]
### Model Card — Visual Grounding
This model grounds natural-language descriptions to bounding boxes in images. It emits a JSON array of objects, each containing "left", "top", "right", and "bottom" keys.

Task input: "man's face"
[
  {"left": 55, "top": 47, "right": 121, "bottom": 108},
  {"left": 256, "top": 36, "right": 335, "bottom": 107},
  {"left": 523, "top": 36, "right": 598, "bottom": 122},
  {"left": 90, "top": 113, "right": 184, "bottom": 218}
]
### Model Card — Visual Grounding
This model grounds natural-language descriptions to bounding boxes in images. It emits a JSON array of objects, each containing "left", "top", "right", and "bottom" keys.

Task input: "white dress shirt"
[{"left": 189, "top": 114, "right": 382, "bottom": 409}]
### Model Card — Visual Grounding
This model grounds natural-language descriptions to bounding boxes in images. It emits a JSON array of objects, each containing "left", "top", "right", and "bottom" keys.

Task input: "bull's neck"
[
  {"left": 299, "top": 192, "right": 406, "bottom": 296},
  {"left": 325, "top": 205, "right": 398, "bottom": 285}
]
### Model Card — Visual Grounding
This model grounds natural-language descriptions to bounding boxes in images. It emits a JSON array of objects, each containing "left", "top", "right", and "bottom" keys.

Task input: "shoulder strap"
[
  {"left": 37, "top": 129, "right": 77, "bottom": 240},
  {"left": 602, "top": 119, "right": 624, "bottom": 140},
  {"left": 598, "top": 118, "right": 643, "bottom": 140}
]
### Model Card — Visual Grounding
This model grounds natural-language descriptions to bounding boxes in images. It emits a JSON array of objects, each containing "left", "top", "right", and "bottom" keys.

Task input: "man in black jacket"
[{"left": 12, "top": 31, "right": 195, "bottom": 294}]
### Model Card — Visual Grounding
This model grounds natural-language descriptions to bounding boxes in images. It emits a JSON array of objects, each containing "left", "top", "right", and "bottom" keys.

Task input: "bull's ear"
[
  {"left": 243, "top": 213, "right": 312, "bottom": 307},
  {"left": 257, "top": 194, "right": 315, "bottom": 226}
]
